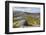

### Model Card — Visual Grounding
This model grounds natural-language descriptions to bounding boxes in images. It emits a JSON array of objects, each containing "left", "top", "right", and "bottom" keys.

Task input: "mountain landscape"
[{"left": 13, "top": 11, "right": 40, "bottom": 28}]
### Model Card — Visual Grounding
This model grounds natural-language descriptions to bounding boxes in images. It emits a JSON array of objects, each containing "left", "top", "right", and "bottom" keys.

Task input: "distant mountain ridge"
[{"left": 13, "top": 11, "right": 40, "bottom": 17}]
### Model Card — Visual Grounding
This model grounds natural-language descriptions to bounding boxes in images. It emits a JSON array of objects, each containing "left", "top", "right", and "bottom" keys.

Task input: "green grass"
[
  {"left": 25, "top": 16, "right": 40, "bottom": 26},
  {"left": 13, "top": 16, "right": 40, "bottom": 28}
]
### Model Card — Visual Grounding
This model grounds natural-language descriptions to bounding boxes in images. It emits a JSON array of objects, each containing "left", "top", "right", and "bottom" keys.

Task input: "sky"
[{"left": 13, "top": 7, "right": 40, "bottom": 13}]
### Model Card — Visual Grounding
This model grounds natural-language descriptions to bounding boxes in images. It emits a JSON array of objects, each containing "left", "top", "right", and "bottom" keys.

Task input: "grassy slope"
[{"left": 13, "top": 15, "right": 40, "bottom": 28}]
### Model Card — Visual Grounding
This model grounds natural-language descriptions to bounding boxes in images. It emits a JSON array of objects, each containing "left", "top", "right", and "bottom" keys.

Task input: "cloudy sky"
[{"left": 13, "top": 7, "right": 40, "bottom": 13}]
